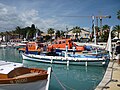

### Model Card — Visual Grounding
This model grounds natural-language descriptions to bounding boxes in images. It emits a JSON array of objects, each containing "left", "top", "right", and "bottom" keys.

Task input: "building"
[{"left": 65, "top": 28, "right": 90, "bottom": 39}]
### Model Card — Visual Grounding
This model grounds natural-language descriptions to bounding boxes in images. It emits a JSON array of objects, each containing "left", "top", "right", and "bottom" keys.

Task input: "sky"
[{"left": 0, "top": 0, "right": 120, "bottom": 32}]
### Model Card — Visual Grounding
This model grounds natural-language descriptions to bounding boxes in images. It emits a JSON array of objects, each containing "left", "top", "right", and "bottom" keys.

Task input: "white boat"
[
  {"left": 22, "top": 51, "right": 108, "bottom": 66},
  {"left": 0, "top": 60, "right": 52, "bottom": 90},
  {"left": 0, "top": 42, "right": 7, "bottom": 48}
]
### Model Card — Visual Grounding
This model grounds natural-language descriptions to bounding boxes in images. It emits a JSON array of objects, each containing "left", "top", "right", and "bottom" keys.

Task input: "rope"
[
  {"left": 62, "top": 83, "right": 75, "bottom": 90},
  {"left": 53, "top": 72, "right": 75, "bottom": 90},
  {"left": 52, "top": 72, "right": 66, "bottom": 90},
  {"left": 53, "top": 73, "right": 75, "bottom": 90}
]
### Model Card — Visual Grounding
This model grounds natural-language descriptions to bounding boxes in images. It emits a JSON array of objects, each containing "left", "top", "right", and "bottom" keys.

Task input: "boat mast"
[{"left": 92, "top": 16, "right": 97, "bottom": 45}]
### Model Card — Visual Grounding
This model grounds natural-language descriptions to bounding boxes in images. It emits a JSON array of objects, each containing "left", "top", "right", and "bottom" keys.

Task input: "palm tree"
[
  {"left": 113, "top": 25, "right": 120, "bottom": 39},
  {"left": 15, "top": 26, "right": 21, "bottom": 39},
  {"left": 72, "top": 26, "right": 82, "bottom": 39},
  {"left": 60, "top": 30, "right": 65, "bottom": 38},
  {"left": 117, "top": 10, "right": 120, "bottom": 20},
  {"left": 102, "top": 25, "right": 110, "bottom": 31},
  {"left": 47, "top": 28, "right": 55, "bottom": 41},
  {"left": 55, "top": 30, "right": 60, "bottom": 39},
  {"left": 101, "top": 25, "right": 110, "bottom": 41}
]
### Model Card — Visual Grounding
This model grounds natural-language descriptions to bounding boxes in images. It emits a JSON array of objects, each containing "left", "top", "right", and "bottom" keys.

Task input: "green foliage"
[
  {"left": 47, "top": 28, "right": 54, "bottom": 35},
  {"left": 72, "top": 26, "right": 81, "bottom": 34},
  {"left": 55, "top": 30, "right": 60, "bottom": 39},
  {"left": 117, "top": 10, "right": 120, "bottom": 20}
]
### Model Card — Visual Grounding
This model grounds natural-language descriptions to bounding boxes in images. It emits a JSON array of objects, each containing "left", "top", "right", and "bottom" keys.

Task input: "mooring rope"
[
  {"left": 62, "top": 83, "right": 75, "bottom": 90},
  {"left": 52, "top": 72, "right": 66, "bottom": 90},
  {"left": 52, "top": 72, "right": 76, "bottom": 90}
]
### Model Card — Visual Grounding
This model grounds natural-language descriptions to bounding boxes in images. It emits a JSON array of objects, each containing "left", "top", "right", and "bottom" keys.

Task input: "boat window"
[
  {"left": 62, "top": 41, "right": 65, "bottom": 43},
  {"left": 55, "top": 41, "right": 57, "bottom": 44},
  {"left": 52, "top": 42, "right": 54, "bottom": 44},
  {"left": 59, "top": 41, "right": 61, "bottom": 44}
]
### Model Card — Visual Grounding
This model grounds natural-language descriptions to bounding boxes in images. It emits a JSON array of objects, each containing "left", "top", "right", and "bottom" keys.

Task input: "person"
[{"left": 115, "top": 40, "right": 120, "bottom": 65}]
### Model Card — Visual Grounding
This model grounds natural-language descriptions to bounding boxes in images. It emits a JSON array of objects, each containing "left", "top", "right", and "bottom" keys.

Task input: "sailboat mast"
[{"left": 92, "top": 16, "right": 97, "bottom": 45}]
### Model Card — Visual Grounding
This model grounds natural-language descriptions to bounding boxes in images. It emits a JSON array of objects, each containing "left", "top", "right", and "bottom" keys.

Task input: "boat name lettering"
[
  {"left": 10, "top": 78, "right": 28, "bottom": 84},
  {"left": 15, "top": 78, "right": 27, "bottom": 83}
]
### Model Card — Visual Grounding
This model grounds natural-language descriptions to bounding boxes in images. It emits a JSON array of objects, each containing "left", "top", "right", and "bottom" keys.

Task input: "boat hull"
[
  {"left": 22, "top": 54, "right": 108, "bottom": 66},
  {"left": 0, "top": 80, "right": 47, "bottom": 90}
]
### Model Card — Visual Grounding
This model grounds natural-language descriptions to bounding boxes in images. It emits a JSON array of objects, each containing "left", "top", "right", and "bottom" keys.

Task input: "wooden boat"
[
  {"left": 0, "top": 60, "right": 52, "bottom": 90},
  {"left": 22, "top": 51, "right": 109, "bottom": 66},
  {"left": 18, "top": 42, "right": 42, "bottom": 54},
  {"left": 47, "top": 39, "right": 85, "bottom": 52}
]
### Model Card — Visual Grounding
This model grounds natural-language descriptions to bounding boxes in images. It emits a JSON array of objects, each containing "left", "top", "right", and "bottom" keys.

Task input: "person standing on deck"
[{"left": 115, "top": 40, "right": 120, "bottom": 65}]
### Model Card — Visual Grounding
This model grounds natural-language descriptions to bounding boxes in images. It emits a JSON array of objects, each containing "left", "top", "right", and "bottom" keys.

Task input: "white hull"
[
  {"left": 22, "top": 54, "right": 107, "bottom": 66},
  {"left": 0, "top": 80, "right": 47, "bottom": 90}
]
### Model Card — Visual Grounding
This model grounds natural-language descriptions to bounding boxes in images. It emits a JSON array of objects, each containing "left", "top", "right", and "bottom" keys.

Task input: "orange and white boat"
[
  {"left": 0, "top": 60, "right": 52, "bottom": 90},
  {"left": 18, "top": 42, "right": 42, "bottom": 54},
  {"left": 47, "top": 38, "right": 85, "bottom": 52}
]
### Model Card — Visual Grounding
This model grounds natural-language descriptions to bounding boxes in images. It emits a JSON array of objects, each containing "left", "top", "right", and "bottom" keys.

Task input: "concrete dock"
[{"left": 95, "top": 60, "right": 120, "bottom": 90}]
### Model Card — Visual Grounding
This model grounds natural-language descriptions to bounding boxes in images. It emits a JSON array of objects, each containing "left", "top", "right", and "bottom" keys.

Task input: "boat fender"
[
  {"left": 102, "top": 62, "right": 105, "bottom": 65},
  {"left": 85, "top": 61, "right": 88, "bottom": 66},
  {"left": 51, "top": 57, "right": 53, "bottom": 64},
  {"left": 67, "top": 60, "right": 69, "bottom": 67},
  {"left": 74, "top": 58, "right": 77, "bottom": 61}
]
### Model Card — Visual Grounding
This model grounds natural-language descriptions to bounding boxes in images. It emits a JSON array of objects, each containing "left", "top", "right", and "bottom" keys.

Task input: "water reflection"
[
  {"left": 0, "top": 48, "right": 106, "bottom": 90},
  {"left": 23, "top": 60, "right": 106, "bottom": 90}
]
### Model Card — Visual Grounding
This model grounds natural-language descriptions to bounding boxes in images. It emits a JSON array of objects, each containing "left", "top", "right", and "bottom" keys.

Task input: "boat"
[
  {"left": 47, "top": 38, "right": 85, "bottom": 52},
  {"left": 14, "top": 42, "right": 27, "bottom": 49},
  {"left": 22, "top": 51, "right": 108, "bottom": 66},
  {"left": 18, "top": 42, "right": 43, "bottom": 54},
  {"left": 0, "top": 42, "right": 7, "bottom": 48},
  {"left": 0, "top": 60, "right": 52, "bottom": 90}
]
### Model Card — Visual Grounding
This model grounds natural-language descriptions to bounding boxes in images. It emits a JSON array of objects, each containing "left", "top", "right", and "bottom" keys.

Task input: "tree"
[
  {"left": 15, "top": 26, "right": 21, "bottom": 39},
  {"left": 113, "top": 25, "right": 120, "bottom": 39},
  {"left": 72, "top": 26, "right": 82, "bottom": 39},
  {"left": 30, "top": 24, "right": 36, "bottom": 39},
  {"left": 101, "top": 25, "right": 110, "bottom": 41},
  {"left": 47, "top": 28, "right": 54, "bottom": 35},
  {"left": 60, "top": 30, "right": 65, "bottom": 37},
  {"left": 117, "top": 10, "right": 120, "bottom": 20},
  {"left": 55, "top": 30, "right": 60, "bottom": 39},
  {"left": 47, "top": 28, "right": 54, "bottom": 41}
]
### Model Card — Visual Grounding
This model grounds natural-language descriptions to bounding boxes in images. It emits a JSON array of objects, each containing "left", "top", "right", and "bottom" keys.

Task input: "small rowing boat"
[{"left": 0, "top": 60, "right": 52, "bottom": 90}]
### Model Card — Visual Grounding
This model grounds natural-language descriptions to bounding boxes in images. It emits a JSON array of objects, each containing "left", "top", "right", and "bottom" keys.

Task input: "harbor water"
[{"left": 0, "top": 48, "right": 107, "bottom": 90}]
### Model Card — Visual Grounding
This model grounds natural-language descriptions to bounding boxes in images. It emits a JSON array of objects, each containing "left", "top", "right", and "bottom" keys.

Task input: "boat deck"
[{"left": 14, "top": 72, "right": 40, "bottom": 78}]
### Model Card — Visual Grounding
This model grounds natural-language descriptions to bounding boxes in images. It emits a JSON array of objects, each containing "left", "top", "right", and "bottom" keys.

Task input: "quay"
[{"left": 95, "top": 60, "right": 120, "bottom": 90}]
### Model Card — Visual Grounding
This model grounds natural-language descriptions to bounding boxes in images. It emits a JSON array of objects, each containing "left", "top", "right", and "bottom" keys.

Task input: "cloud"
[
  {"left": 0, "top": 3, "right": 72, "bottom": 32},
  {"left": 0, "top": 3, "right": 25, "bottom": 31}
]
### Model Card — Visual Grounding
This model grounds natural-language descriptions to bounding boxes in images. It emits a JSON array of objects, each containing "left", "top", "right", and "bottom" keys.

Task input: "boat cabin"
[
  {"left": 18, "top": 42, "right": 41, "bottom": 54},
  {"left": 47, "top": 39, "right": 84, "bottom": 52}
]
